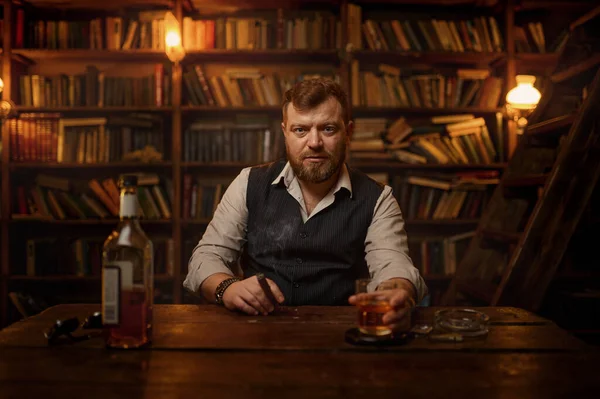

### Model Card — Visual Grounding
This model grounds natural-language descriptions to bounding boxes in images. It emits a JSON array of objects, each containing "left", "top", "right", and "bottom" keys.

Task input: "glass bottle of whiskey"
[{"left": 102, "top": 174, "right": 154, "bottom": 348}]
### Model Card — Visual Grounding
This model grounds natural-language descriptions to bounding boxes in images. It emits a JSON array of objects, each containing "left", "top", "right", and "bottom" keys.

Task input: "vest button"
[
  {"left": 294, "top": 283, "right": 300, "bottom": 288},
  {"left": 300, "top": 232, "right": 308, "bottom": 239},
  {"left": 296, "top": 258, "right": 303, "bottom": 264}
]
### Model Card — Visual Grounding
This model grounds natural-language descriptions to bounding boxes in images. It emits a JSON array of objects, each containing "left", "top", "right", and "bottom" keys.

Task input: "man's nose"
[{"left": 307, "top": 128, "right": 323, "bottom": 148}]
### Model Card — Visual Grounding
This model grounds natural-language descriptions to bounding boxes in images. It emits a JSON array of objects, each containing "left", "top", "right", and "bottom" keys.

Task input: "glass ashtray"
[{"left": 434, "top": 309, "right": 490, "bottom": 337}]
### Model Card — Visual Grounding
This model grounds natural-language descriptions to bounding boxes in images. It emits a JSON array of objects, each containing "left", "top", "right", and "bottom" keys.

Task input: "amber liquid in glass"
[{"left": 357, "top": 299, "right": 392, "bottom": 336}]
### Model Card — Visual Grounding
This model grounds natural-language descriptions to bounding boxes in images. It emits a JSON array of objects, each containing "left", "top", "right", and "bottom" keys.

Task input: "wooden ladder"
[{"left": 442, "top": 10, "right": 600, "bottom": 311}]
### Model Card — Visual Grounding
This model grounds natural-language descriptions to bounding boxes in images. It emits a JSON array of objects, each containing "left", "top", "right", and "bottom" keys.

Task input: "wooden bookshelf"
[{"left": 1, "top": 0, "right": 577, "bottom": 326}]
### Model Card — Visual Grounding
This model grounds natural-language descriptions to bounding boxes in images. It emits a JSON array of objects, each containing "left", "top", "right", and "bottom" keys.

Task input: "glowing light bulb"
[{"left": 166, "top": 31, "right": 181, "bottom": 47}]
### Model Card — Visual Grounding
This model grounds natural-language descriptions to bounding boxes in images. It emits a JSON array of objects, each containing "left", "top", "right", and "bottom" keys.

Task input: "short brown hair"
[{"left": 282, "top": 78, "right": 349, "bottom": 125}]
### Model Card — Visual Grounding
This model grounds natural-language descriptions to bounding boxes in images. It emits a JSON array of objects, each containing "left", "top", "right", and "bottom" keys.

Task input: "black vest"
[{"left": 241, "top": 160, "right": 384, "bottom": 306}]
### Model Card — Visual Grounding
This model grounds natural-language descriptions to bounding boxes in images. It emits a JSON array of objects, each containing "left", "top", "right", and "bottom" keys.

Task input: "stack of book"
[
  {"left": 350, "top": 113, "right": 505, "bottom": 164},
  {"left": 392, "top": 170, "right": 499, "bottom": 220}
]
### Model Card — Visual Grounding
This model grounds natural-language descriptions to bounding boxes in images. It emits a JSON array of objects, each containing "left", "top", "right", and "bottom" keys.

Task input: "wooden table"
[{"left": 0, "top": 304, "right": 598, "bottom": 398}]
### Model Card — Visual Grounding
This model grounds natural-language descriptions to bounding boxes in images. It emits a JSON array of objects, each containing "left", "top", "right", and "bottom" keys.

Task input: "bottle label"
[
  {"left": 102, "top": 266, "right": 121, "bottom": 325},
  {"left": 102, "top": 260, "right": 134, "bottom": 325},
  {"left": 120, "top": 193, "right": 137, "bottom": 218}
]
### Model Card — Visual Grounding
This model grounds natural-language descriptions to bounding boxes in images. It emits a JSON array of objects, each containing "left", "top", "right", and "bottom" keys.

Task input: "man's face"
[{"left": 282, "top": 97, "right": 352, "bottom": 184}]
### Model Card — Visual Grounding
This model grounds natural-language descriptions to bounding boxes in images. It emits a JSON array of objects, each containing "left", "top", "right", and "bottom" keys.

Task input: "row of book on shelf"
[
  {"left": 351, "top": 64, "right": 503, "bottom": 109},
  {"left": 13, "top": 173, "right": 173, "bottom": 221},
  {"left": 8, "top": 113, "right": 165, "bottom": 163},
  {"left": 18, "top": 64, "right": 171, "bottom": 108},
  {"left": 347, "top": 4, "right": 567, "bottom": 54},
  {"left": 179, "top": 168, "right": 498, "bottom": 223},
  {"left": 9, "top": 8, "right": 341, "bottom": 51},
  {"left": 5, "top": 3, "right": 569, "bottom": 54},
  {"left": 183, "top": 116, "right": 284, "bottom": 163},
  {"left": 183, "top": 175, "right": 230, "bottom": 221},
  {"left": 350, "top": 113, "right": 505, "bottom": 164},
  {"left": 408, "top": 231, "right": 474, "bottom": 276},
  {"left": 182, "top": 11, "right": 341, "bottom": 51},
  {"left": 391, "top": 171, "right": 498, "bottom": 220},
  {"left": 184, "top": 66, "right": 339, "bottom": 107},
  {"left": 21, "top": 236, "right": 175, "bottom": 277},
  {"left": 18, "top": 229, "right": 475, "bottom": 278}
]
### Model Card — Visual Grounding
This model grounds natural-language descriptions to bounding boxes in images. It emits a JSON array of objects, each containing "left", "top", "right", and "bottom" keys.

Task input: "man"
[{"left": 184, "top": 78, "right": 427, "bottom": 332}]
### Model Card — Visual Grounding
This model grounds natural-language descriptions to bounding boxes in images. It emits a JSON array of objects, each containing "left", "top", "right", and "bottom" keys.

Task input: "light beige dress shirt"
[{"left": 183, "top": 162, "right": 428, "bottom": 302}]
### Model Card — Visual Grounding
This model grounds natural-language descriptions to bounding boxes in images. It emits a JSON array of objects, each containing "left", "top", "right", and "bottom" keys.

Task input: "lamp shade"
[
  {"left": 506, "top": 75, "right": 541, "bottom": 110},
  {"left": 164, "top": 11, "right": 185, "bottom": 62}
]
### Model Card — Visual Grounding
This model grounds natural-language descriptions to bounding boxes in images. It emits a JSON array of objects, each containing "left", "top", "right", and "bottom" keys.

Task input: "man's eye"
[
  {"left": 293, "top": 128, "right": 305, "bottom": 133},
  {"left": 324, "top": 126, "right": 336, "bottom": 133}
]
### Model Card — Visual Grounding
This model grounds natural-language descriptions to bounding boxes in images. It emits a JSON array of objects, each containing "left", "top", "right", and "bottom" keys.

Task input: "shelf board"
[
  {"left": 351, "top": 161, "right": 507, "bottom": 170},
  {"left": 10, "top": 161, "right": 172, "bottom": 169},
  {"left": 503, "top": 173, "right": 548, "bottom": 187},
  {"left": 9, "top": 274, "right": 173, "bottom": 282},
  {"left": 351, "top": 107, "right": 502, "bottom": 116},
  {"left": 527, "top": 114, "right": 576, "bottom": 136},
  {"left": 15, "top": 106, "right": 173, "bottom": 113},
  {"left": 9, "top": 217, "right": 173, "bottom": 225},
  {"left": 182, "top": 161, "right": 257, "bottom": 169},
  {"left": 352, "top": 50, "right": 505, "bottom": 65},
  {"left": 182, "top": 105, "right": 281, "bottom": 113},
  {"left": 184, "top": 49, "right": 339, "bottom": 63},
  {"left": 513, "top": 52, "right": 561, "bottom": 73},
  {"left": 13, "top": 49, "right": 168, "bottom": 62}
]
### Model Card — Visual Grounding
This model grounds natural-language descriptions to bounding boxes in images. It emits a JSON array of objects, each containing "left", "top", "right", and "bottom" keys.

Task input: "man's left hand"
[{"left": 348, "top": 278, "right": 416, "bottom": 333}]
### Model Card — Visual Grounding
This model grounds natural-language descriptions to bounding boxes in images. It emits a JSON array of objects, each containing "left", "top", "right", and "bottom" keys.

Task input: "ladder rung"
[
  {"left": 551, "top": 53, "right": 600, "bottom": 83},
  {"left": 527, "top": 114, "right": 576, "bottom": 136},
  {"left": 503, "top": 174, "right": 548, "bottom": 187},
  {"left": 456, "top": 279, "right": 497, "bottom": 303},
  {"left": 480, "top": 229, "right": 521, "bottom": 244}
]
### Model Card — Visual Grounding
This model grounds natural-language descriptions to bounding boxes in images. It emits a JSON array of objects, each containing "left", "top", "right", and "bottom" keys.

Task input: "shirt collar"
[{"left": 271, "top": 161, "right": 353, "bottom": 198}]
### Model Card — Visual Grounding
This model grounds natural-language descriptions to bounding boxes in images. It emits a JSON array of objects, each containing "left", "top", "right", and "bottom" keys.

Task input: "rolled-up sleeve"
[
  {"left": 365, "top": 185, "right": 428, "bottom": 301},
  {"left": 183, "top": 167, "right": 251, "bottom": 294}
]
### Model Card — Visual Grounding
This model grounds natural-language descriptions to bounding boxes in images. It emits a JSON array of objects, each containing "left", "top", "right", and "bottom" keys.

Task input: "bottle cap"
[{"left": 118, "top": 174, "right": 138, "bottom": 188}]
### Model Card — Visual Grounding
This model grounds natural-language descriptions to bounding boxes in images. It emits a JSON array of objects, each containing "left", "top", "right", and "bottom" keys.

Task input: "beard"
[{"left": 287, "top": 140, "right": 346, "bottom": 184}]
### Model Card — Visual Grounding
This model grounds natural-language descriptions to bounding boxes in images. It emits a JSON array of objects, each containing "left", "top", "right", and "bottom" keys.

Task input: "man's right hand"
[{"left": 222, "top": 276, "right": 285, "bottom": 316}]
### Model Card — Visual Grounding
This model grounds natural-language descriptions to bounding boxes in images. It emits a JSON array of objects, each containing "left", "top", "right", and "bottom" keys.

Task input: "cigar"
[{"left": 256, "top": 273, "right": 280, "bottom": 310}]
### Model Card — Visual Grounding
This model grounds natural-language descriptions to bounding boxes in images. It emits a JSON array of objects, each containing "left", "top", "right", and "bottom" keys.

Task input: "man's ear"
[
  {"left": 281, "top": 122, "right": 285, "bottom": 136},
  {"left": 346, "top": 120, "right": 354, "bottom": 141}
]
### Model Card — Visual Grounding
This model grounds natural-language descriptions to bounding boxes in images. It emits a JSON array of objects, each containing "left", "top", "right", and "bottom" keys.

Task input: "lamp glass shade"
[
  {"left": 506, "top": 75, "right": 541, "bottom": 110},
  {"left": 164, "top": 11, "right": 185, "bottom": 62}
]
